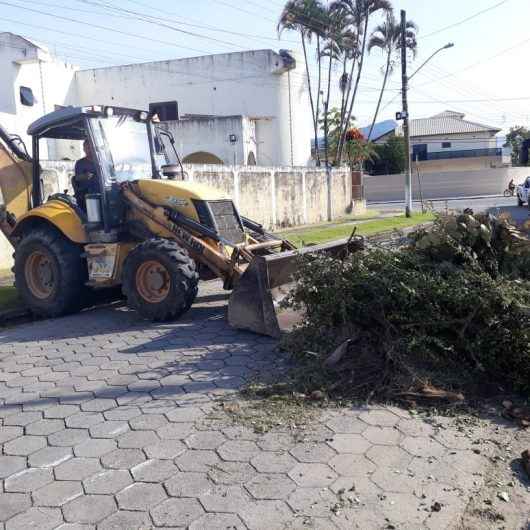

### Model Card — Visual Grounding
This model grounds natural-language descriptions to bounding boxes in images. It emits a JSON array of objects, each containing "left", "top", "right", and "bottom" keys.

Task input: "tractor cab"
[{"left": 27, "top": 105, "right": 168, "bottom": 234}]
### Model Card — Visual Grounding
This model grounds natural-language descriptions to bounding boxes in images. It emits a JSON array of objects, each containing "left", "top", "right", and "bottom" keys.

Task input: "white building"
[
  {"left": 374, "top": 110, "right": 507, "bottom": 172},
  {"left": 0, "top": 32, "right": 313, "bottom": 166},
  {"left": 0, "top": 32, "right": 78, "bottom": 159}
]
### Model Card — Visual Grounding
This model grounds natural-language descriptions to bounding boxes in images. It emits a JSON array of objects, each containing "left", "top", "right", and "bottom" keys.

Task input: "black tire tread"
[
  {"left": 13, "top": 227, "right": 86, "bottom": 318},
  {"left": 122, "top": 238, "right": 199, "bottom": 321}
]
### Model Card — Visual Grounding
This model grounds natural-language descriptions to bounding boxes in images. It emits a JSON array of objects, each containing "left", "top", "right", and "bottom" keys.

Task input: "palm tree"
[
  {"left": 331, "top": 0, "right": 392, "bottom": 163},
  {"left": 278, "top": 0, "right": 327, "bottom": 166},
  {"left": 367, "top": 12, "right": 417, "bottom": 140},
  {"left": 319, "top": 7, "right": 345, "bottom": 168}
]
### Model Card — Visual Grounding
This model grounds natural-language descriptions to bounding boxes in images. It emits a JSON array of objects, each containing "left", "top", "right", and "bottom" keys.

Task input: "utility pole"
[{"left": 400, "top": 9, "right": 412, "bottom": 218}]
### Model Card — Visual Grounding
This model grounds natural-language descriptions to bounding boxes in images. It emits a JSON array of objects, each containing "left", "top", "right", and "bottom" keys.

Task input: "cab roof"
[{"left": 27, "top": 105, "right": 149, "bottom": 139}]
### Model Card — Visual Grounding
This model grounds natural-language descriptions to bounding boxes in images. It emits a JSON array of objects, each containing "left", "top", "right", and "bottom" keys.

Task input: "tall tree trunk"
[
  {"left": 337, "top": 57, "right": 356, "bottom": 160},
  {"left": 324, "top": 53, "right": 333, "bottom": 167},
  {"left": 339, "top": 57, "right": 347, "bottom": 126},
  {"left": 301, "top": 33, "right": 320, "bottom": 166},
  {"left": 315, "top": 35, "right": 322, "bottom": 167},
  {"left": 337, "top": 13, "right": 370, "bottom": 163},
  {"left": 368, "top": 49, "right": 392, "bottom": 141}
]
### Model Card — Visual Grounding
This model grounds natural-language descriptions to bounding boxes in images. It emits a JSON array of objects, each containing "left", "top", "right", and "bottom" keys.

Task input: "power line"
[
  {"left": 0, "top": 0, "right": 216, "bottom": 55},
  {"left": 422, "top": 0, "right": 509, "bottom": 39}
]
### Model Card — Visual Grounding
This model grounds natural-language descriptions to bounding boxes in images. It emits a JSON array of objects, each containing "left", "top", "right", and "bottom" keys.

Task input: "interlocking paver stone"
[
  {"left": 5, "top": 468, "right": 53, "bottom": 492},
  {"left": 157, "top": 422, "right": 196, "bottom": 440},
  {"left": 5, "top": 506, "right": 63, "bottom": 530},
  {"left": 28, "top": 446, "right": 72, "bottom": 468},
  {"left": 208, "top": 461, "right": 256, "bottom": 485},
  {"left": 3, "top": 411, "right": 42, "bottom": 426},
  {"left": 83, "top": 469, "right": 132, "bottom": 494},
  {"left": 73, "top": 438, "right": 116, "bottom": 457},
  {"left": 89, "top": 421, "right": 129, "bottom": 439},
  {"left": 0, "top": 493, "right": 31, "bottom": 521},
  {"left": 175, "top": 449, "right": 220, "bottom": 472},
  {"left": 290, "top": 442, "right": 336, "bottom": 463},
  {"left": 65, "top": 413, "right": 104, "bottom": 429},
  {"left": 327, "top": 433, "right": 371, "bottom": 454},
  {"left": 33, "top": 480, "right": 83, "bottom": 506},
  {"left": 101, "top": 448, "right": 146, "bottom": 469},
  {"left": 288, "top": 463, "right": 337, "bottom": 488},
  {"left": 189, "top": 513, "right": 246, "bottom": 530},
  {"left": 329, "top": 454, "right": 377, "bottom": 477},
  {"left": 363, "top": 426, "right": 402, "bottom": 445},
  {"left": 4, "top": 435, "right": 46, "bottom": 456},
  {"left": 25, "top": 419, "right": 64, "bottom": 436},
  {"left": 359, "top": 409, "right": 400, "bottom": 427},
  {"left": 117, "top": 430, "right": 158, "bottom": 449},
  {"left": 326, "top": 415, "right": 367, "bottom": 434},
  {"left": 0, "top": 456, "right": 26, "bottom": 478},
  {"left": 54, "top": 458, "right": 102, "bottom": 480},
  {"left": 186, "top": 431, "right": 226, "bottom": 450},
  {"left": 251, "top": 452, "right": 297, "bottom": 473},
  {"left": 145, "top": 439, "right": 186, "bottom": 459},
  {"left": 129, "top": 414, "right": 167, "bottom": 430},
  {"left": 165, "top": 470, "right": 213, "bottom": 497},
  {"left": 98, "top": 510, "right": 151, "bottom": 530},
  {"left": 166, "top": 407, "right": 204, "bottom": 423},
  {"left": 287, "top": 487, "right": 340, "bottom": 518},
  {"left": 199, "top": 484, "right": 249, "bottom": 513},
  {"left": 245, "top": 473, "right": 296, "bottom": 500},
  {"left": 131, "top": 459, "right": 178, "bottom": 482},
  {"left": 44, "top": 405, "right": 79, "bottom": 419},
  {"left": 239, "top": 499, "right": 294, "bottom": 530},
  {"left": 48, "top": 429, "right": 89, "bottom": 447},
  {"left": 0, "top": 426, "right": 23, "bottom": 444},
  {"left": 63, "top": 494, "right": 117, "bottom": 524},
  {"left": 366, "top": 445, "right": 412, "bottom": 470},
  {"left": 150, "top": 497, "right": 204, "bottom": 527},
  {"left": 116, "top": 482, "right": 167, "bottom": 511}
]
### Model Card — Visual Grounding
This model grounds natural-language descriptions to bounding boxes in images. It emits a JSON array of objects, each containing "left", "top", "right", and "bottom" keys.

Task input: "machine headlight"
[
  {"left": 139, "top": 111, "right": 148, "bottom": 121},
  {"left": 105, "top": 106, "right": 114, "bottom": 117}
]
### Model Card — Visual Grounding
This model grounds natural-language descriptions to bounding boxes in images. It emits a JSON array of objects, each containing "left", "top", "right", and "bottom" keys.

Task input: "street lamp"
[
  {"left": 400, "top": 8, "right": 454, "bottom": 217},
  {"left": 408, "top": 42, "right": 454, "bottom": 82}
]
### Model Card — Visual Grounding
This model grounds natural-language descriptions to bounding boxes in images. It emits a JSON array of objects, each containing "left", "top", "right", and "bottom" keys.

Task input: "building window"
[
  {"left": 149, "top": 101, "right": 178, "bottom": 121},
  {"left": 442, "top": 142, "right": 451, "bottom": 148},
  {"left": 20, "top": 86, "right": 34, "bottom": 107}
]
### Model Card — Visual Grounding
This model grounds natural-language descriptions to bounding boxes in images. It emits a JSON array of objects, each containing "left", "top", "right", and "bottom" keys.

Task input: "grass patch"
[
  {"left": 279, "top": 212, "right": 435, "bottom": 247},
  {"left": 0, "top": 286, "right": 21, "bottom": 312}
]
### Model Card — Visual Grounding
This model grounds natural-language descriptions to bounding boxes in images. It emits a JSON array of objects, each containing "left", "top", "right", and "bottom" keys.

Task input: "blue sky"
[{"left": 0, "top": 0, "right": 528, "bottom": 132}]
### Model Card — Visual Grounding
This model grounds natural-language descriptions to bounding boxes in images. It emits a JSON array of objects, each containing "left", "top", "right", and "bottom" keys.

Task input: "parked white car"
[{"left": 516, "top": 177, "right": 530, "bottom": 207}]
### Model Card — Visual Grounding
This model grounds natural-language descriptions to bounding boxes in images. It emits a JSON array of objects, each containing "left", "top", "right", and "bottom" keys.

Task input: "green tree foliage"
[
  {"left": 504, "top": 126, "right": 530, "bottom": 166},
  {"left": 318, "top": 107, "right": 355, "bottom": 157},
  {"left": 367, "top": 135, "right": 406, "bottom": 174}
]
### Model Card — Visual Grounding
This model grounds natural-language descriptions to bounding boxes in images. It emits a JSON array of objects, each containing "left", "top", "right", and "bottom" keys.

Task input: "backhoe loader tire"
[
  {"left": 14, "top": 228, "right": 86, "bottom": 318},
  {"left": 122, "top": 239, "right": 198, "bottom": 321}
]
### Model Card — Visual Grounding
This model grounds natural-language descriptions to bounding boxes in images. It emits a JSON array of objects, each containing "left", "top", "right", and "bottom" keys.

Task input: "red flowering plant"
[{"left": 344, "top": 128, "right": 378, "bottom": 170}]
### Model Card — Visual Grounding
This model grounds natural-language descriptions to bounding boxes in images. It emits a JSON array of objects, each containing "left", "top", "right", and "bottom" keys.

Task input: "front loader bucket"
[{"left": 228, "top": 237, "right": 362, "bottom": 338}]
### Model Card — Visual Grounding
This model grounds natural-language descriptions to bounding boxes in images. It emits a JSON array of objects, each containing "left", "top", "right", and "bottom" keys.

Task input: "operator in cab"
[{"left": 72, "top": 139, "right": 98, "bottom": 210}]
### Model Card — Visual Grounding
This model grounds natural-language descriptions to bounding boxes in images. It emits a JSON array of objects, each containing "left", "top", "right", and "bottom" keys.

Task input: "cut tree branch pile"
[{"left": 281, "top": 213, "right": 530, "bottom": 404}]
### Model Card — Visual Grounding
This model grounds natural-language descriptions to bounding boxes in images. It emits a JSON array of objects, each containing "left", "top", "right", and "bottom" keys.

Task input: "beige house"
[{"left": 375, "top": 111, "right": 508, "bottom": 173}]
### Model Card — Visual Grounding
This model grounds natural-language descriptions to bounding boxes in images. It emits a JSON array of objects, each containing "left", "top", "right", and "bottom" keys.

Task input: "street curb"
[{"left": 368, "top": 194, "right": 507, "bottom": 205}]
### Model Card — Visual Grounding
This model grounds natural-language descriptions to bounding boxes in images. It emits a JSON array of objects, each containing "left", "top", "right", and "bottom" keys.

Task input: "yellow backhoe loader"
[{"left": 0, "top": 106, "right": 356, "bottom": 337}]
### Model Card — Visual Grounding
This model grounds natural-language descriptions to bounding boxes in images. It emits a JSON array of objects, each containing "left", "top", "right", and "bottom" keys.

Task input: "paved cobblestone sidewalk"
[{"left": 0, "top": 281, "right": 528, "bottom": 529}]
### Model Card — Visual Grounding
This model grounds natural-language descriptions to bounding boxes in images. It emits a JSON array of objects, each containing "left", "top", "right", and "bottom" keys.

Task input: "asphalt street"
[{"left": 369, "top": 195, "right": 530, "bottom": 226}]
